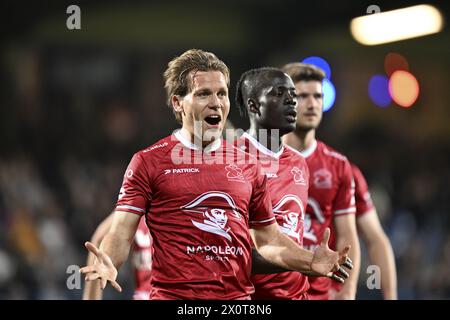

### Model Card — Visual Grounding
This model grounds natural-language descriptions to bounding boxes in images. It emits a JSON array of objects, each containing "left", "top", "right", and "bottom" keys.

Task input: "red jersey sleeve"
[
  {"left": 332, "top": 159, "right": 356, "bottom": 217},
  {"left": 248, "top": 164, "right": 276, "bottom": 228},
  {"left": 116, "top": 152, "right": 153, "bottom": 216},
  {"left": 351, "top": 164, "right": 374, "bottom": 217}
]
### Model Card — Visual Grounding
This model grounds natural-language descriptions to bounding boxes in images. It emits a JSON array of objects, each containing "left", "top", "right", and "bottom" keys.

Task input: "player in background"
[
  {"left": 79, "top": 49, "right": 353, "bottom": 300},
  {"left": 329, "top": 163, "right": 397, "bottom": 299},
  {"left": 282, "top": 62, "right": 361, "bottom": 300},
  {"left": 235, "top": 67, "right": 313, "bottom": 299},
  {"left": 82, "top": 214, "right": 152, "bottom": 300}
]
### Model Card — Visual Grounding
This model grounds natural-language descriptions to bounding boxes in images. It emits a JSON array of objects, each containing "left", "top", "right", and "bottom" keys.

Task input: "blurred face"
[
  {"left": 253, "top": 73, "right": 298, "bottom": 136},
  {"left": 294, "top": 80, "right": 323, "bottom": 131},
  {"left": 173, "top": 70, "right": 230, "bottom": 143}
]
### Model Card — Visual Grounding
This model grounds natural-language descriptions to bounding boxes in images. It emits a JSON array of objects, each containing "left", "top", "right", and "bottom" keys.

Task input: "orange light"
[
  {"left": 389, "top": 71, "right": 419, "bottom": 108},
  {"left": 384, "top": 53, "right": 409, "bottom": 76}
]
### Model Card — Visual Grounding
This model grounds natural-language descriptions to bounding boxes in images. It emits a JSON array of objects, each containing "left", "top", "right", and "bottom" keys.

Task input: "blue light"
[
  {"left": 368, "top": 75, "right": 391, "bottom": 108},
  {"left": 302, "top": 56, "right": 332, "bottom": 79},
  {"left": 322, "top": 79, "right": 336, "bottom": 112}
]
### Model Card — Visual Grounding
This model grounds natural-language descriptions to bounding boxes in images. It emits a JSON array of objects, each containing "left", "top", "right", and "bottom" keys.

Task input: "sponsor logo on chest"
[
  {"left": 291, "top": 167, "right": 307, "bottom": 185},
  {"left": 225, "top": 164, "right": 245, "bottom": 182},
  {"left": 164, "top": 168, "right": 200, "bottom": 175},
  {"left": 313, "top": 168, "right": 332, "bottom": 189}
]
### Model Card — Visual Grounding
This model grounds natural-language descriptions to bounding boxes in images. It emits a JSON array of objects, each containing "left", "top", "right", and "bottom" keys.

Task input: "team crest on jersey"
[
  {"left": 273, "top": 195, "right": 305, "bottom": 243},
  {"left": 313, "top": 169, "right": 332, "bottom": 189},
  {"left": 225, "top": 164, "right": 245, "bottom": 182},
  {"left": 181, "top": 191, "right": 241, "bottom": 241},
  {"left": 290, "top": 167, "right": 306, "bottom": 185}
]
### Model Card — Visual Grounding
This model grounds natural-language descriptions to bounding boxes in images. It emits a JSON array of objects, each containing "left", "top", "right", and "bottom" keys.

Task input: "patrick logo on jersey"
[{"left": 273, "top": 195, "right": 305, "bottom": 244}]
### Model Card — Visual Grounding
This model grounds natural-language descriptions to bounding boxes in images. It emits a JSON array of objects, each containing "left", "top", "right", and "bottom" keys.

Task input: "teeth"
[{"left": 209, "top": 115, "right": 219, "bottom": 118}]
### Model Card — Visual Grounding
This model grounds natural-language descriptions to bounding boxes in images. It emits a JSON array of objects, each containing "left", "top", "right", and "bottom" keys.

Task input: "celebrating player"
[{"left": 80, "top": 50, "right": 352, "bottom": 300}]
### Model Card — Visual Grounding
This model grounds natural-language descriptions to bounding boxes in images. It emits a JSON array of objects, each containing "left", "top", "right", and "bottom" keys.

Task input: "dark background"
[{"left": 0, "top": 0, "right": 449, "bottom": 299}]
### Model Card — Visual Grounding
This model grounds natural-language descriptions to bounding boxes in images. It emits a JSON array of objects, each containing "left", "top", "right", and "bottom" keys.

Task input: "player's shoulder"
[
  {"left": 283, "top": 145, "right": 308, "bottom": 166},
  {"left": 229, "top": 138, "right": 259, "bottom": 163},
  {"left": 284, "top": 144, "right": 307, "bottom": 160},
  {"left": 349, "top": 162, "right": 366, "bottom": 184},
  {"left": 317, "top": 140, "right": 349, "bottom": 163},
  {"left": 136, "top": 135, "right": 174, "bottom": 159}
]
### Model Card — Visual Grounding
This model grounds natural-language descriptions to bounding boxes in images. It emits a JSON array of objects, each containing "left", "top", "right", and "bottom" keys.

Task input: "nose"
[
  {"left": 209, "top": 94, "right": 222, "bottom": 109},
  {"left": 305, "top": 96, "right": 319, "bottom": 109},
  {"left": 285, "top": 92, "right": 297, "bottom": 106}
]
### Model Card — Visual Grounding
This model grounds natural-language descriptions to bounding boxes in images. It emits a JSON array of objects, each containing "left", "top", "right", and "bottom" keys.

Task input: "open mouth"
[
  {"left": 204, "top": 114, "right": 221, "bottom": 126},
  {"left": 285, "top": 109, "right": 297, "bottom": 122}
]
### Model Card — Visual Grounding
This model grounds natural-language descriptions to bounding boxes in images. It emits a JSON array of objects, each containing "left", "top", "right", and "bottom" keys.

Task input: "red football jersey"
[
  {"left": 298, "top": 140, "right": 356, "bottom": 299},
  {"left": 237, "top": 133, "right": 310, "bottom": 300},
  {"left": 351, "top": 163, "right": 374, "bottom": 218},
  {"left": 131, "top": 218, "right": 152, "bottom": 300},
  {"left": 330, "top": 163, "right": 374, "bottom": 293},
  {"left": 116, "top": 131, "right": 276, "bottom": 300}
]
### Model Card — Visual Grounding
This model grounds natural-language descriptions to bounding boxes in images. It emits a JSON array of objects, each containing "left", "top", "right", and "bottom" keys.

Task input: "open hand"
[
  {"left": 79, "top": 242, "right": 122, "bottom": 292},
  {"left": 310, "top": 228, "right": 353, "bottom": 283}
]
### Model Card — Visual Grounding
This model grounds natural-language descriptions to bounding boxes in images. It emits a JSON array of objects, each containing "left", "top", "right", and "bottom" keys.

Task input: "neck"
[
  {"left": 283, "top": 127, "right": 316, "bottom": 152},
  {"left": 248, "top": 123, "right": 283, "bottom": 153},
  {"left": 179, "top": 127, "right": 218, "bottom": 149}
]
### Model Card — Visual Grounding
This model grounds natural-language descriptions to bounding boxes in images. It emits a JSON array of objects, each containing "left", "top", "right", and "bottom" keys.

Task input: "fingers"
[
  {"left": 100, "top": 278, "right": 107, "bottom": 290},
  {"left": 110, "top": 280, "right": 123, "bottom": 293},
  {"left": 329, "top": 273, "right": 345, "bottom": 283},
  {"left": 79, "top": 265, "right": 96, "bottom": 274},
  {"left": 336, "top": 266, "right": 349, "bottom": 279},
  {"left": 340, "top": 245, "right": 351, "bottom": 257},
  {"left": 85, "top": 273, "right": 101, "bottom": 282},
  {"left": 343, "top": 257, "right": 353, "bottom": 270},
  {"left": 85, "top": 242, "right": 100, "bottom": 257},
  {"left": 321, "top": 228, "right": 330, "bottom": 247}
]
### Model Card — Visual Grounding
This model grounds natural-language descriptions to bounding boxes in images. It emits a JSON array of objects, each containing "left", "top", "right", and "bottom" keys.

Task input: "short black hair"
[{"left": 235, "top": 67, "right": 285, "bottom": 118}]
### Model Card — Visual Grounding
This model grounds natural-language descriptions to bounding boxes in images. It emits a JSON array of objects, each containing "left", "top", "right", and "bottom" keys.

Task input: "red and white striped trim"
[
  {"left": 334, "top": 207, "right": 357, "bottom": 216},
  {"left": 116, "top": 205, "right": 146, "bottom": 214}
]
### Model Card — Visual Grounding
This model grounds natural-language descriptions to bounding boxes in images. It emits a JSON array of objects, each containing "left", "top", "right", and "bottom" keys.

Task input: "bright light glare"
[{"left": 350, "top": 5, "right": 443, "bottom": 45}]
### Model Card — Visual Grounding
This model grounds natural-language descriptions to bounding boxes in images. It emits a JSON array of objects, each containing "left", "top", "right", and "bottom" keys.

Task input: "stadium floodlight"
[{"left": 350, "top": 4, "right": 444, "bottom": 45}]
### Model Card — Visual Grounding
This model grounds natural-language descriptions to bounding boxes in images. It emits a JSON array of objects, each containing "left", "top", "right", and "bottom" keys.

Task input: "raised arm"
[{"left": 251, "top": 223, "right": 352, "bottom": 282}]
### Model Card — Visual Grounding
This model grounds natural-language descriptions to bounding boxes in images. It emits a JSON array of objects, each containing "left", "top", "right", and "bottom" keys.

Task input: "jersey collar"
[
  {"left": 242, "top": 132, "right": 284, "bottom": 159},
  {"left": 299, "top": 139, "right": 317, "bottom": 158},
  {"left": 174, "top": 130, "right": 222, "bottom": 153}
]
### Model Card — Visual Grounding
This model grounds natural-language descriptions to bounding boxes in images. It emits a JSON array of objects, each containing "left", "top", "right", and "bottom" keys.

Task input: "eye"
[
  {"left": 314, "top": 93, "right": 323, "bottom": 99},
  {"left": 298, "top": 93, "right": 308, "bottom": 99},
  {"left": 218, "top": 91, "right": 227, "bottom": 97},
  {"left": 196, "top": 91, "right": 209, "bottom": 97}
]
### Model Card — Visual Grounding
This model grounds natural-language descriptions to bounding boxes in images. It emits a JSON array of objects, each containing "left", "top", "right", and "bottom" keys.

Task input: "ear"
[
  {"left": 172, "top": 95, "right": 183, "bottom": 113},
  {"left": 247, "top": 98, "right": 261, "bottom": 116}
]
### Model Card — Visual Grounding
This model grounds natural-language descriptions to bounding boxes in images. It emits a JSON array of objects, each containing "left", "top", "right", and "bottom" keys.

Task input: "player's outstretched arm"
[
  {"left": 251, "top": 248, "right": 291, "bottom": 274},
  {"left": 82, "top": 212, "right": 114, "bottom": 300},
  {"left": 357, "top": 209, "right": 397, "bottom": 299},
  {"left": 251, "top": 224, "right": 352, "bottom": 282},
  {"left": 80, "top": 211, "right": 140, "bottom": 293}
]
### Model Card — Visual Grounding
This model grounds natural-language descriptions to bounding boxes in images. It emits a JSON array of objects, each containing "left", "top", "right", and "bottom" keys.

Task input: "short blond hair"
[{"left": 163, "top": 49, "right": 230, "bottom": 123}]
